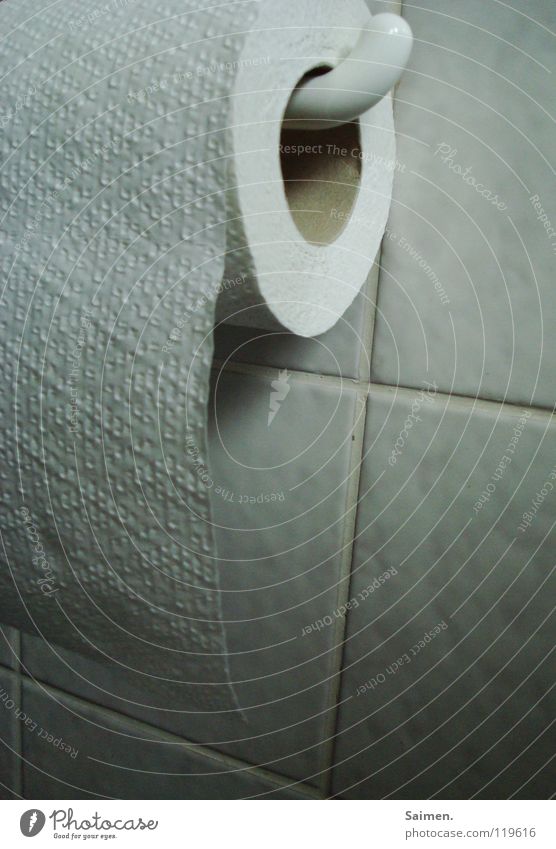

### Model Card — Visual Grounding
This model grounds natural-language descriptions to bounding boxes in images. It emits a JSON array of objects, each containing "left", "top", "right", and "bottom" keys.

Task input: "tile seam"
[
  {"left": 213, "top": 359, "right": 556, "bottom": 420},
  {"left": 320, "top": 386, "right": 370, "bottom": 797},
  {"left": 356, "top": 266, "right": 380, "bottom": 384},
  {"left": 369, "top": 381, "right": 556, "bottom": 419},
  {"left": 16, "top": 629, "right": 23, "bottom": 798},
  {"left": 15, "top": 670, "right": 23, "bottom": 797}
]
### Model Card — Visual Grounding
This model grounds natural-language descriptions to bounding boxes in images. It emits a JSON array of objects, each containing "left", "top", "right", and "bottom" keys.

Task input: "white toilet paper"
[
  {"left": 219, "top": 1, "right": 395, "bottom": 335},
  {"left": 0, "top": 0, "right": 394, "bottom": 708}
]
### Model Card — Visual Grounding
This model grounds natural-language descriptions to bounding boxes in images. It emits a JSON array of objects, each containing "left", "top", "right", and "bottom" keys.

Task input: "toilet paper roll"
[
  {"left": 0, "top": 0, "right": 394, "bottom": 709},
  {"left": 218, "top": 1, "right": 395, "bottom": 335}
]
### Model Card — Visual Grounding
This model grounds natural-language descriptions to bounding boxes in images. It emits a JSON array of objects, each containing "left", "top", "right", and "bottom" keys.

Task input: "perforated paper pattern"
[{"left": 0, "top": 0, "right": 258, "bottom": 708}]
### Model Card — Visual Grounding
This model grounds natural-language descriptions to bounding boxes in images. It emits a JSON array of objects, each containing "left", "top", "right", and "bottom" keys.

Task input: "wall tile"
[
  {"left": 21, "top": 679, "right": 314, "bottom": 799},
  {"left": 371, "top": 0, "right": 556, "bottom": 408},
  {"left": 0, "top": 669, "right": 20, "bottom": 798},
  {"left": 22, "top": 368, "right": 361, "bottom": 789},
  {"left": 332, "top": 387, "right": 555, "bottom": 798}
]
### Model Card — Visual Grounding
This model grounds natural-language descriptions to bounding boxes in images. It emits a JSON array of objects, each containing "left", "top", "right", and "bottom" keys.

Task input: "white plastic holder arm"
[{"left": 282, "top": 13, "right": 413, "bottom": 130}]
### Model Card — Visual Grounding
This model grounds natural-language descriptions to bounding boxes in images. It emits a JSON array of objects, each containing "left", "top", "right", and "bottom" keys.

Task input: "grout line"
[
  {"left": 320, "top": 386, "right": 369, "bottom": 797},
  {"left": 15, "top": 671, "right": 23, "bottom": 798},
  {"left": 19, "top": 673, "right": 323, "bottom": 800},
  {"left": 357, "top": 265, "right": 380, "bottom": 385},
  {"left": 212, "top": 357, "right": 359, "bottom": 389},
  {"left": 213, "top": 356, "right": 556, "bottom": 422},
  {"left": 369, "top": 381, "right": 556, "bottom": 420},
  {"left": 15, "top": 631, "right": 23, "bottom": 798}
]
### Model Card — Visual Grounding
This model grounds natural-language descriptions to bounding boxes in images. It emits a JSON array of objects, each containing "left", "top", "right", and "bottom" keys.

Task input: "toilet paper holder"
[{"left": 283, "top": 13, "right": 413, "bottom": 130}]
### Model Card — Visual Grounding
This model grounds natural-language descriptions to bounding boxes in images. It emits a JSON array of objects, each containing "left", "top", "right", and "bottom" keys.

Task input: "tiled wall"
[{"left": 1, "top": 0, "right": 554, "bottom": 799}]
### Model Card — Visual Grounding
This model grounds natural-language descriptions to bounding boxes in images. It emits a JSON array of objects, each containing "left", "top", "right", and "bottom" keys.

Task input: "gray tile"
[
  {"left": 371, "top": 0, "right": 556, "bottom": 409},
  {"left": 0, "top": 625, "right": 19, "bottom": 671},
  {"left": 0, "top": 669, "right": 20, "bottom": 798},
  {"left": 22, "top": 368, "right": 361, "bottom": 788},
  {"left": 214, "top": 271, "right": 377, "bottom": 381},
  {"left": 332, "top": 387, "right": 556, "bottom": 798},
  {"left": 21, "top": 678, "right": 314, "bottom": 799}
]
